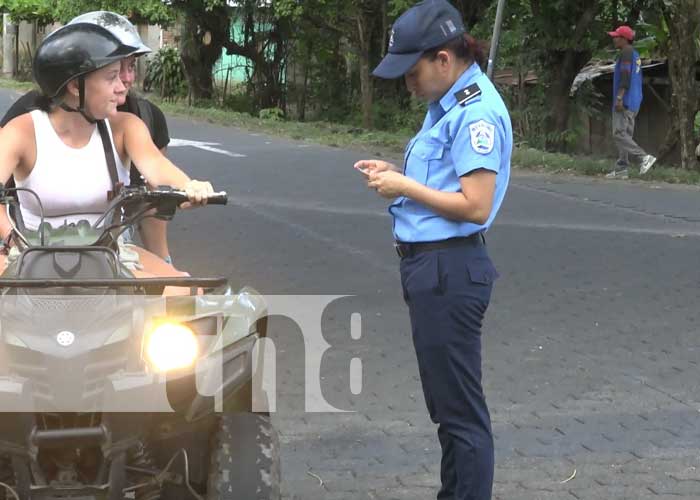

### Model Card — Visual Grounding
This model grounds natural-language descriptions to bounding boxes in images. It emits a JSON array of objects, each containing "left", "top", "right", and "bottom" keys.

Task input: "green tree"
[
  {"left": 0, "top": 0, "right": 174, "bottom": 90},
  {"left": 276, "top": 4, "right": 347, "bottom": 121},
  {"left": 224, "top": 0, "right": 291, "bottom": 111},
  {"left": 657, "top": 0, "right": 700, "bottom": 169},
  {"left": 0, "top": 0, "right": 170, "bottom": 25},
  {"left": 0, "top": 0, "right": 56, "bottom": 24},
  {"left": 277, "top": 0, "right": 383, "bottom": 128},
  {"left": 525, "top": 0, "right": 604, "bottom": 150},
  {"left": 468, "top": 0, "right": 603, "bottom": 150},
  {"left": 162, "top": 0, "right": 292, "bottom": 106},
  {"left": 276, "top": 0, "right": 493, "bottom": 129},
  {"left": 422, "top": 0, "right": 608, "bottom": 151},
  {"left": 167, "top": 0, "right": 231, "bottom": 101},
  {"left": 0, "top": 0, "right": 229, "bottom": 101}
]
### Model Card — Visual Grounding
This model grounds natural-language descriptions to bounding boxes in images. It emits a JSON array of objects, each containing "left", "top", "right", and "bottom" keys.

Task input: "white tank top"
[{"left": 16, "top": 110, "right": 131, "bottom": 230}]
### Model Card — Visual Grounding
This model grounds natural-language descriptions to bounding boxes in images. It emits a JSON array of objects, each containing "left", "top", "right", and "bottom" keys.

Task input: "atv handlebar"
[
  {"left": 0, "top": 184, "right": 229, "bottom": 249},
  {"left": 143, "top": 187, "right": 228, "bottom": 206},
  {"left": 92, "top": 186, "right": 229, "bottom": 247}
]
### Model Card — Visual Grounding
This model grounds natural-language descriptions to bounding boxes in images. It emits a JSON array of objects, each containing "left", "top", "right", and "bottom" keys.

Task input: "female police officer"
[{"left": 355, "top": 1, "right": 512, "bottom": 499}]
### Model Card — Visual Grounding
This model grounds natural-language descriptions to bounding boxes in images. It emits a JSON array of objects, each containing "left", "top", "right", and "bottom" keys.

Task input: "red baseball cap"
[{"left": 608, "top": 25, "right": 635, "bottom": 41}]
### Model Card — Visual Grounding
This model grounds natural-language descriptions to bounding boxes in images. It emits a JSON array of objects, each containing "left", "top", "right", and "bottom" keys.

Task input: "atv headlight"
[{"left": 146, "top": 322, "right": 198, "bottom": 372}]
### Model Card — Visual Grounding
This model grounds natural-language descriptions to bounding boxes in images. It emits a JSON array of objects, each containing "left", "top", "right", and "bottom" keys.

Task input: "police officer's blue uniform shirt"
[{"left": 389, "top": 62, "right": 512, "bottom": 242}]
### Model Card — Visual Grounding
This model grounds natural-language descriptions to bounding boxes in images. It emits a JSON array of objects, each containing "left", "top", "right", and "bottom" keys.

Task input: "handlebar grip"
[
  {"left": 160, "top": 189, "right": 228, "bottom": 206},
  {"left": 207, "top": 192, "right": 228, "bottom": 205}
]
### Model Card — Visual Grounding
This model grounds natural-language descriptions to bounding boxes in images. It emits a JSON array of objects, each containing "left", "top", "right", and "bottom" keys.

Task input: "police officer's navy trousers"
[{"left": 400, "top": 242, "right": 497, "bottom": 500}]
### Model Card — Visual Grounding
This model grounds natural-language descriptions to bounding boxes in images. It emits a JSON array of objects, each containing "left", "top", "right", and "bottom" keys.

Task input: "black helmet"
[{"left": 33, "top": 22, "right": 141, "bottom": 98}]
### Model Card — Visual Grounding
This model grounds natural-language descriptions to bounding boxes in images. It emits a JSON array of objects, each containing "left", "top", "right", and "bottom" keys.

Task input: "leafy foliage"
[
  {"left": 0, "top": 0, "right": 697, "bottom": 165},
  {"left": 259, "top": 107, "right": 284, "bottom": 120},
  {"left": 0, "top": 0, "right": 171, "bottom": 25},
  {"left": 143, "top": 46, "right": 187, "bottom": 100}
]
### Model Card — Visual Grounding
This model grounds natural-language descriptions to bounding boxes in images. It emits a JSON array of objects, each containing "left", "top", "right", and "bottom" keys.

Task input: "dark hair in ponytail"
[
  {"left": 35, "top": 93, "right": 55, "bottom": 112},
  {"left": 423, "top": 33, "right": 488, "bottom": 70}
]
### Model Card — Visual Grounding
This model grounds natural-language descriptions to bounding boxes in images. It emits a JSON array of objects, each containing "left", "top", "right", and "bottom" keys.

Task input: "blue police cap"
[{"left": 373, "top": 0, "right": 466, "bottom": 79}]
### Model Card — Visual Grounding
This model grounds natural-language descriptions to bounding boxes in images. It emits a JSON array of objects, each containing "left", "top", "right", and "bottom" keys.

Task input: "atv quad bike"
[{"left": 0, "top": 185, "right": 279, "bottom": 500}]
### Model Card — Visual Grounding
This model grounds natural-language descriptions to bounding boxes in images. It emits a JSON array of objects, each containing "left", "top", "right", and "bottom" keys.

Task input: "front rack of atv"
[{"left": 0, "top": 277, "right": 228, "bottom": 295}]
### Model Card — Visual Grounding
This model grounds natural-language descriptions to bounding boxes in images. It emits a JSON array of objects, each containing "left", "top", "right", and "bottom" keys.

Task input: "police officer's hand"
[
  {"left": 615, "top": 99, "right": 624, "bottom": 112},
  {"left": 368, "top": 170, "right": 411, "bottom": 199},
  {"left": 181, "top": 179, "right": 214, "bottom": 208},
  {"left": 354, "top": 159, "right": 398, "bottom": 175}
]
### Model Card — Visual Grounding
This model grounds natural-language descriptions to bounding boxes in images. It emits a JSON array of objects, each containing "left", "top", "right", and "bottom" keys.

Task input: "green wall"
[{"left": 214, "top": 20, "right": 248, "bottom": 83}]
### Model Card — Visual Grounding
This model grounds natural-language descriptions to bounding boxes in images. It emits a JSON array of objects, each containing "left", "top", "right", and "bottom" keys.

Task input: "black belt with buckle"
[{"left": 394, "top": 234, "right": 484, "bottom": 259}]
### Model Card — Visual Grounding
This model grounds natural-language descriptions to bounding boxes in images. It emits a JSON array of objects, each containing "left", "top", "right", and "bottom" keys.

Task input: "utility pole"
[
  {"left": 3, "top": 14, "right": 18, "bottom": 78},
  {"left": 486, "top": 0, "right": 507, "bottom": 80}
]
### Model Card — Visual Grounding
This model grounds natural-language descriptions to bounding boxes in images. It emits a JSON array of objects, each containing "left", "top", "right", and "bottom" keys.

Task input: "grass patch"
[
  {"left": 0, "top": 78, "right": 35, "bottom": 92},
  {"left": 634, "top": 164, "right": 700, "bottom": 184},
  {"left": 0, "top": 81, "right": 695, "bottom": 185},
  {"left": 154, "top": 98, "right": 700, "bottom": 185},
  {"left": 513, "top": 147, "right": 611, "bottom": 176},
  {"left": 513, "top": 146, "right": 700, "bottom": 185},
  {"left": 152, "top": 98, "right": 410, "bottom": 155}
]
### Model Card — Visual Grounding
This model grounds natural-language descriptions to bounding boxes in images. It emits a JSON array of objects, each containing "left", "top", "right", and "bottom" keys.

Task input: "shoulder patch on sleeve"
[
  {"left": 469, "top": 120, "right": 496, "bottom": 154},
  {"left": 454, "top": 83, "right": 482, "bottom": 106}
]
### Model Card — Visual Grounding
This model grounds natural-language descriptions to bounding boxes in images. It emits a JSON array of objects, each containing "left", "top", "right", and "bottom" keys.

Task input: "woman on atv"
[
  {"left": 2, "top": 11, "right": 176, "bottom": 265},
  {"left": 0, "top": 21, "right": 215, "bottom": 275}
]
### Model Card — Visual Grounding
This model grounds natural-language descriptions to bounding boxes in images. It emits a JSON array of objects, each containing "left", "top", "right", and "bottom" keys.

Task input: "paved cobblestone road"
[
  {"left": 2, "top": 89, "right": 695, "bottom": 499},
  {"left": 163, "top": 120, "right": 700, "bottom": 500}
]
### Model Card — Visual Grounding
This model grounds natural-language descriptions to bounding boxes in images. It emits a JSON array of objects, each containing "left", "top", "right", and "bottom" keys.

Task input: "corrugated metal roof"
[
  {"left": 570, "top": 59, "right": 667, "bottom": 94},
  {"left": 493, "top": 69, "right": 539, "bottom": 86}
]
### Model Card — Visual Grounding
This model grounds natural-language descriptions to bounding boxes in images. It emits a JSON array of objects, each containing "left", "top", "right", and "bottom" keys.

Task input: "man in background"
[{"left": 606, "top": 25, "right": 657, "bottom": 179}]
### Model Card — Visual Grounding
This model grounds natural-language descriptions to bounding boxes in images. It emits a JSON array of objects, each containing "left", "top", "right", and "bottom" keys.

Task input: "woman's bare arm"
[
  {"left": 120, "top": 114, "right": 190, "bottom": 188},
  {"left": 0, "top": 117, "right": 32, "bottom": 239}
]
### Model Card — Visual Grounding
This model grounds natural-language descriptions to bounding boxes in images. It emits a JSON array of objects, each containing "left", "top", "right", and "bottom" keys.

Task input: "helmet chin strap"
[{"left": 59, "top": 76, "right": 98, "bottom": 124}]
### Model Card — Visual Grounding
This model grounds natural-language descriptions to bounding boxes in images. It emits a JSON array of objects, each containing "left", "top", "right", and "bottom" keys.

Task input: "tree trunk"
[
  {"left": 544, "top": 49, "right": 592, "bottom": 151},
  {"left": 539, "top": 1, "right": 598, "bottom": 151},
  {"left": 179, "top": 8, "right": 230, "bottom": 102},
  {"left": 381, "top": 0, "right": 388, "bottom": 57},
  {"left": 299, "top": 41, "right": 312, "bottom": 121},
  {"left": 224, "top": 10, "right": 289, "bottom": 112},
  {"left": 454, "top": 0, "right": 492, "bottom": 27},
  {"left": 657, "top": 122, "right": 679, "bottom": 163},
  {"left": 356, "top": 13, "right": 373, "bottom": 129},
  {"left": 663, "top": 1, "right": 700, "bottom": 170},
  {"left": 516, "top": 68, "right": 527, "bottom": 140},
  {"left": 358, "top": 50, "right": 372, "bottom": 129},
  {"left": 247, "top": 48, "right": 284, "bottom": 111}
]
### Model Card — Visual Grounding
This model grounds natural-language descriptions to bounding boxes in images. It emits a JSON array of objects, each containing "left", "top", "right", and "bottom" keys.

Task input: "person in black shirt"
[
  {"left": 0, "top": 20, "right": 215, "bottom": 277},
  {"left": 0, "top": 12, "right": 174, "bottom": 263},
  {"left": 116, "top": 52, "right": 173, "bottom": 263}
]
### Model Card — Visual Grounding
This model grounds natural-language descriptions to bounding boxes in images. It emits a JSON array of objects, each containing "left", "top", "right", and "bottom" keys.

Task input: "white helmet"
[{"left": 68, "top": 11, "right": 151, "bottom": 56}]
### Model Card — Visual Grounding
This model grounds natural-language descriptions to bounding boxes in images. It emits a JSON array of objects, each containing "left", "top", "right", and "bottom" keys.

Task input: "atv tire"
[
  {"left": 206, "top": 413, "right": 280, "bottom": 500},
  {"left": 0, "top": 455, "right": 15, "bottom": 500}
]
